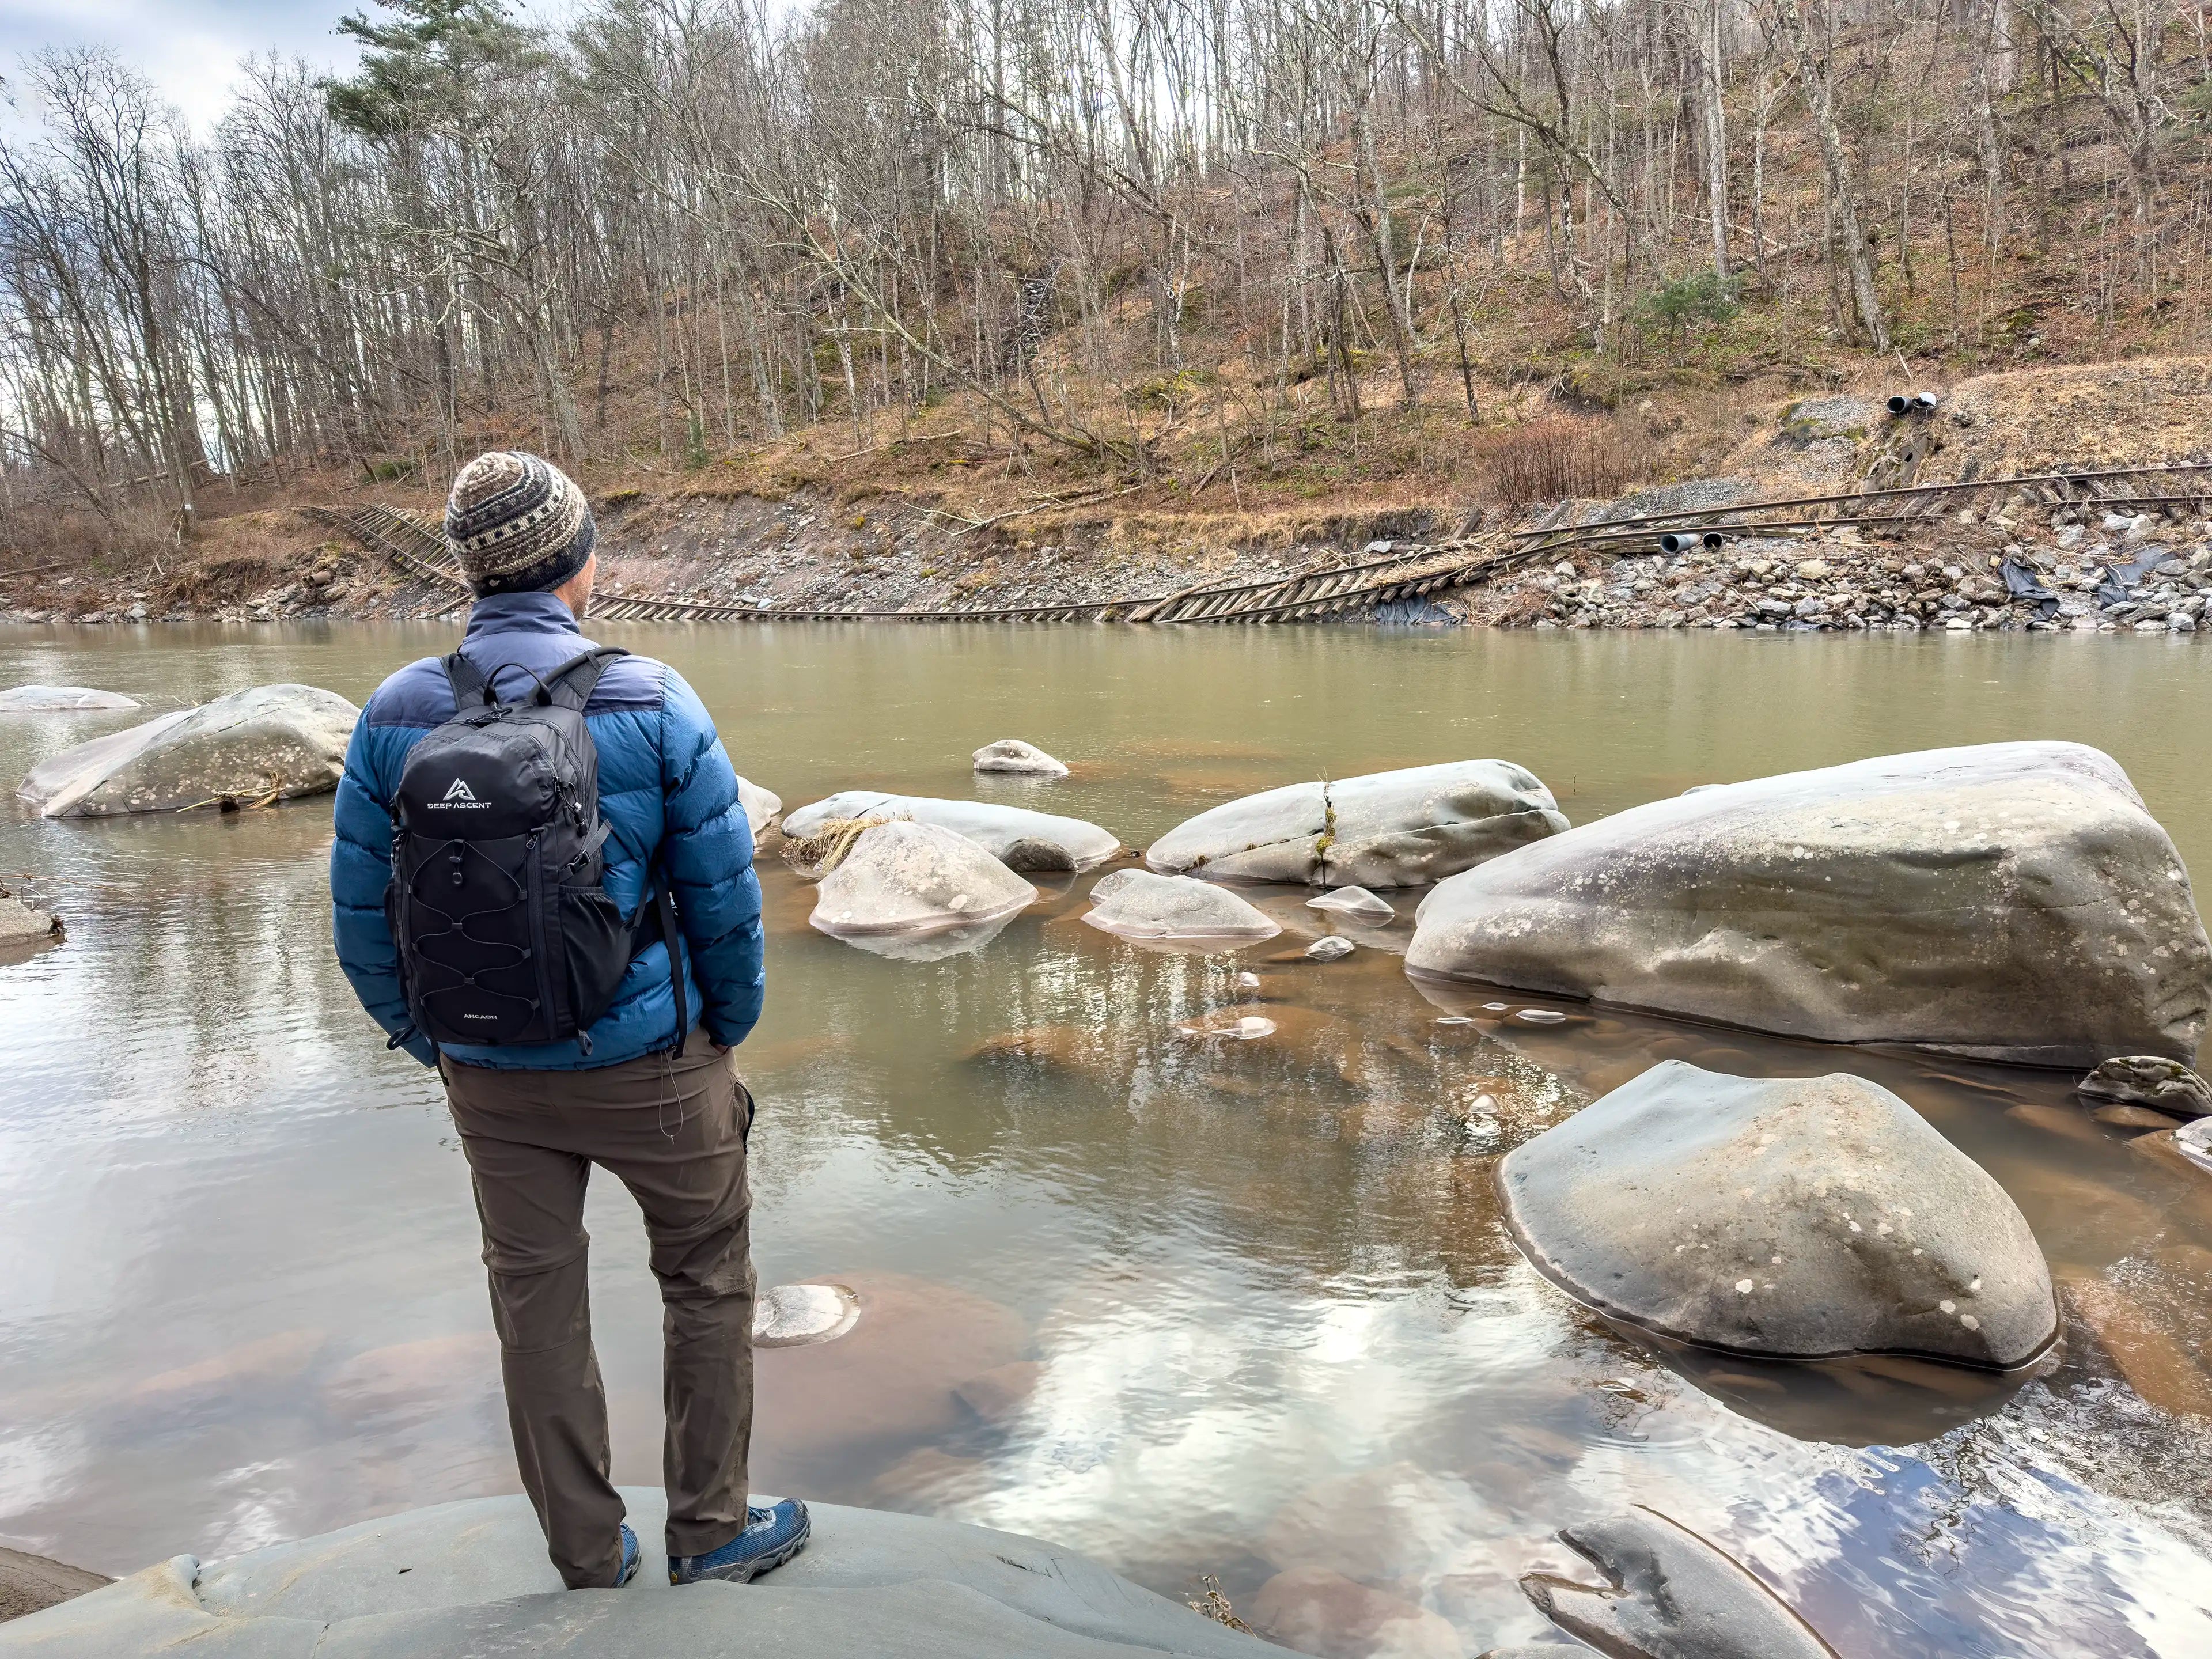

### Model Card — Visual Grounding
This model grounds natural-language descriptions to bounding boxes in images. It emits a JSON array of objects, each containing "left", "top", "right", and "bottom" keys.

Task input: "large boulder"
[
  {"left": 1083, "top": 869, "right": 1281, "bottom": 942},
  {"left": 809, "top": 820, "right": 1035, "bottom": 939},
  {"left": 1499, "top": 1062, "right": 2058, "bottom": 1369},
  {"left": 17, "top": 684, "right": 358, "bottom": 818},
  {"left": 0, "top": 1490, "right": 1271, "bottom": 1657},
  {"left": 0, "top": 685, "right": 138, "bottom": 712},
  {"left": 1407, "top": 743, "right": 2211, "bottom": 1067},
  {"left": 785, "top": 791, "right": 1118, "bottom": 872},
  {"left": 1146, "top": 761, "right": 1567, "bottom": 888},
  {"left": 735, "top": 775, "right": 782, "bottom": 842}
]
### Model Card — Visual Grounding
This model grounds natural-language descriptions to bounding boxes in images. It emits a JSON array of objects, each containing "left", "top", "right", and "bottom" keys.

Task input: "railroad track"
[{"left": 312, "top": 459, "right": 2212, "bottom": 627}]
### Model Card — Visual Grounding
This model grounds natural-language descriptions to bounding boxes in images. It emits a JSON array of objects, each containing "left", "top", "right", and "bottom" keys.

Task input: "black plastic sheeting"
[
  {"left": 2094, "top": 550, "right": 2167, "bottom": 608},
  {"left": 2000, "top": 557, "right": 2058, "bottom": 617}
]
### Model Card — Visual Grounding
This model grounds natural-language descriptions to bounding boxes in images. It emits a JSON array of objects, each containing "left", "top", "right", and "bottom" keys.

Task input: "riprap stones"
[
  {"left": 785, "top": 791, "right": 1117, "bottom": 872},
  {"left": 1146, "top": 759, "right": 1568, "bottom": 887},
  {"left": 1407, "top": 743, "right": 2210, "bottom": 1067},
  {"left": 17, "top": 684, "right": 358, "bottom": 817},
  {"left": 1498, "top": 1062, "right": 2058, "bottom": 1369}
]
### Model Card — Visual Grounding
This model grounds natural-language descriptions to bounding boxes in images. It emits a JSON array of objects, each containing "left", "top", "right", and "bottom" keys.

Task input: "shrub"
[{"left": 1469, "top": 418, "right": 1650, "bottom": 509}]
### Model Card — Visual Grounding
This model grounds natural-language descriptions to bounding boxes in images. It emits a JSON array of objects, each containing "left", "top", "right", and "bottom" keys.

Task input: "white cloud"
[{"left": 1, "top": 0, "right": 359, "bottom": 134}]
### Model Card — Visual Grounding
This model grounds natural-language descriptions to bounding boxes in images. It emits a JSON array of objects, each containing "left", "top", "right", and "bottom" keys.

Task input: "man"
[{"left": 330, "top": 450, "right": 806, "bottom": 1590}]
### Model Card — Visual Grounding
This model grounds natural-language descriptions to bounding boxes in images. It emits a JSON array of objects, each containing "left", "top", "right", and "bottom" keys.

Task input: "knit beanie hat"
[{"left": 444, "top": 451, "right": 596, "bottom": 597}]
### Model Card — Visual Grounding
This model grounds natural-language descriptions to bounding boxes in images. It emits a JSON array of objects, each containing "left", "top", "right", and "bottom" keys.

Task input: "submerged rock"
[
  {"left": 1249, "top": 1567, "right": 1466, "bottom": 1659},
  {"left": 752, "top": 1283, "right": 859, "bottom": 1348},
  {"left": 1407, "top": 743, "right": 2211, "bottom": 1067},
  {"left": 735, "top": 775, "right": 782, "bottom": 841},
  {"left": 1263, "top": 1462, "right": 1495, "bottom": 1585},
  {"left": 1082, "top": 869, "right": 1281, "bottom": 942},
  {"left": 785, "top": 791, "right": 1118, "bottom": 872},
  {"left": 808, "top": 821, "right": 1035, "bottom": 939},
  {"left": 2065, "top": 1247, "right": 2212, "bottom": 1418},
  {"left": 973, "top": 737, "right": 1069, "bottom": 777},
  {"left": 0, "top": 1490, "right": 1270, "bottom": 1657},
  {"left": 1499, "top": 1062, "right": 2058, "bottom": 1368},
  {"left": 0, "top": 684, "right": 138, "bottom": 712},
  {"left": 1521, "top": 1509, "right": 1836, "bottom": 1659},
  {"left": 1147, "top": 760, "right": 1568, "bottom": 887},
  {"left": 17, "top": 684, "right": 358, "bottom": 818},
  {"left": 1309, "top": 885, "right": 1397, "bottom": 922},
  {"left": 2078, "top": 1055, "right": 2211, "bottom": 1119}
]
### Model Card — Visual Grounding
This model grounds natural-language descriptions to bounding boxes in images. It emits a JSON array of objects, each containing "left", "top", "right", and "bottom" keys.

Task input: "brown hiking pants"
[{"left": 441, "top": 1036, "right": 755, "bottom": 1589}]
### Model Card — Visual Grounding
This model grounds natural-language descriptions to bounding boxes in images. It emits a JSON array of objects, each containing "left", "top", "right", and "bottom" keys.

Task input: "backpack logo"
[{"left": 429, "top": 776, "right": 492, "bottom": 810}]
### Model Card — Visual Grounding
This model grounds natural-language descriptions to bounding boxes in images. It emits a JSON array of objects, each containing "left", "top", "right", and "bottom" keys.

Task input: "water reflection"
[{"left": 2, "top": 622, "right": 2210, "bottom": 1656}]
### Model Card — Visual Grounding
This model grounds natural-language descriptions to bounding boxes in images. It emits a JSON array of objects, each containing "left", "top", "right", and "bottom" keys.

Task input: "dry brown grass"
[{"left": 781, "top": 815, "right": 896, "bottom": 879}]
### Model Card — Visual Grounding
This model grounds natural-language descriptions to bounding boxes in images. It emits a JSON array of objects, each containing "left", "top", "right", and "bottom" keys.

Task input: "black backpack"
[{"left": 385, "top": 647, "right": 684, "bottom": 1057}]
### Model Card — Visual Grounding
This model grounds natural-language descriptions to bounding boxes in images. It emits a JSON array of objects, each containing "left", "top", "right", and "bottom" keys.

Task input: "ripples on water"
[{"left": 2, "top": 621, "right": 2210, "bottom": 1655}]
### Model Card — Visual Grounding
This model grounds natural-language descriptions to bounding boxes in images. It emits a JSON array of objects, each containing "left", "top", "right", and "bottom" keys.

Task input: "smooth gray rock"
[
  {"left": 0, "top": 1491, "right": 1270, "bottom": 1657},
  {"left": 0, "top": 889, "right": 60, "bottom": 948},
  {"left": 1521, "top": 1508, "right": 1835, "bottom": 1659},
  {"left": 1305, "top": 935, "right": 1355, "bottom": 962},
  {"left": 1146, "top": 761, "right": 1568, "bottom": 888},
  {"left": 0, "top": 684, "right": 138, "bottom": 711},
  {"left": 785, "top": 792, "right": 1118, "bottom": 872},
  {"left": 17, "top": 684, "right": 358, "bottom": 817},
  {"left": 2077, "top": 1055, "right": 2210, "bottom": 1119},
  {"left": 735, "top": 776, "right": 782, "bottom": 842},
  {"left": 1308, "top": 886, "right": 1396, "bottom": 923},
  {"left": 810, "top": 821, "right": 1035, "bottom": 940},
  {"left": 1407, "top": 743, "right": 2211, "bottom": 1067},
  {"left": 1084, "top": 869, "right": 1280, "bottom": 942},
  {"left": 974, "top": 738, "right": 1069, "bottom": 777},
  {"left": 1499, "top": 1062, "right": 2057, "bottom": 1368}
]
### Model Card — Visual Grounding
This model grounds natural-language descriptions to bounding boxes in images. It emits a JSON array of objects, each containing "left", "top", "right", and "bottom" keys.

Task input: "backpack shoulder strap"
[
  {"left": 543, "top": 647, "right": 631, "bottom": 712},
  {"left": 443, "top": 651, "right": 493, "bottom": 711}
]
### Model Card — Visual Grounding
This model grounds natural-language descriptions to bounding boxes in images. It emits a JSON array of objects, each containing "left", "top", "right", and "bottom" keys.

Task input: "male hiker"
[{"left": 329, "top": 450, "right": 806, "bottom": 1590}]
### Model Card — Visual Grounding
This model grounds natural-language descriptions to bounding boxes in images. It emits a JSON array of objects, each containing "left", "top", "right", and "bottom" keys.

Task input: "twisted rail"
[{"left": 310, "top": 460, "right": 2212, "bottom": 627}]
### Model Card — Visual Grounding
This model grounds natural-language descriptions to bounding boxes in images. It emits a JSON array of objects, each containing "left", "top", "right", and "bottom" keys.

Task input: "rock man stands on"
[{"left": 329, "top": 450, "right": 808, "bottom": 1591}]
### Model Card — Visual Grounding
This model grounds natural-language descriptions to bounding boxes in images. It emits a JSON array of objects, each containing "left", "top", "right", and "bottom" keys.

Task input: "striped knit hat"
[{"left": 444, "top": 451, "right": 596, "bottom": 597}]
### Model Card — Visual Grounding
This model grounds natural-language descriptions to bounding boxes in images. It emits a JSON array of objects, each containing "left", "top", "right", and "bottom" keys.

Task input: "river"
[{"left": 2, "top": 620, "right": 2210, "bottom": 1656}]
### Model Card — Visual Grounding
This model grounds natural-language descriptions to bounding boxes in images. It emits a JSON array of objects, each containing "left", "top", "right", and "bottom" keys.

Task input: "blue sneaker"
[
  {"left": 669, "top": 1499, "right": 811, "bottom": 1585},
  {"left": 613, "top": 1521, "right": 641, "bottom": 1588}
]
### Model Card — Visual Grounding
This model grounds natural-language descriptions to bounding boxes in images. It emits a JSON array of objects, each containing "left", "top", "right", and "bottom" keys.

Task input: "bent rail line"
[{"left": 310, "top": 460, "right": 2212, "bottom": 627}]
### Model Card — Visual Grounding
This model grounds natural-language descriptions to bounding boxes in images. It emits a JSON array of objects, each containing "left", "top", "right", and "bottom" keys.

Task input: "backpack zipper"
[{"left": 524, "top": 830, "right": 558, "bottom": 1041}]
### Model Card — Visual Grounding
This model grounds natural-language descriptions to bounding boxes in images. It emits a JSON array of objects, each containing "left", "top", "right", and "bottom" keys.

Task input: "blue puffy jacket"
[{"left": 331, "top": 591, "right": 764, "bottom": 1069}]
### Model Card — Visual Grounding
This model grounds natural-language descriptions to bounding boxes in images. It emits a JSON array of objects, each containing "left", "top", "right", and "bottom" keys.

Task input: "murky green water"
[{"left": 2, "top": 621, "right": 2210, "bottom": 1655}]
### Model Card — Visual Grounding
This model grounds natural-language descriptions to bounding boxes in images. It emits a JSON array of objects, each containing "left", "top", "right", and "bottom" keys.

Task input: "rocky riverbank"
[
  {"left": 7, "top": 360, "right": 2212, "bottom": 631},
  {"left": 1465, "top": 509, "right": 2212, "bottom": 634}
]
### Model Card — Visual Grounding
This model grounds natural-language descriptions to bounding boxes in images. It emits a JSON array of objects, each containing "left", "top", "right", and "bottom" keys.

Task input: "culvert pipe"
[{"left": 1887, "top": 391, "right": 1940, "bottom": 415}]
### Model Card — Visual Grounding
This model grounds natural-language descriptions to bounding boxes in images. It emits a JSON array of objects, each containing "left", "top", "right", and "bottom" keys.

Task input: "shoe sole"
[{"left": 673, "top": 1516, "right": 811, "bottom": 1585}]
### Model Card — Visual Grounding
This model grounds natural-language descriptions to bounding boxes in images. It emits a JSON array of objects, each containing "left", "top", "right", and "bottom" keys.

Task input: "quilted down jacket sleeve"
[
  {"left": 330, "top": 714, "right": 438, "bottom": 1066},
  {"left": 658, "top": 667, "right": 766, "bottom": 1048}
]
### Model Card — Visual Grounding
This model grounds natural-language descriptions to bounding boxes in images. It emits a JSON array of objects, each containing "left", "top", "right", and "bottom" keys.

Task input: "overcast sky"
[{"left": 0, "top": 0, "right": 366, "bottom": 129}]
